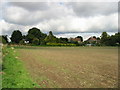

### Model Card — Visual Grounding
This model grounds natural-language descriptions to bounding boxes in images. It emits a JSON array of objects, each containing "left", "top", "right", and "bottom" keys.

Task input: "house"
[
  {"left": 86, "top": 44, "right": 92, "bottom": 46},
  {"left": 68, "top": 37, "right": 82, "bottom": 44},
  {"left": 87, "top": 36, "right": 97, "bottom": 43}
]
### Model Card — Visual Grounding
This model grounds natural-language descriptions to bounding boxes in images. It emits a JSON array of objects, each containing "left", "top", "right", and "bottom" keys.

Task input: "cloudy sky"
[{"left": 0, "top": 0, "right": 118, "bottom": 40}]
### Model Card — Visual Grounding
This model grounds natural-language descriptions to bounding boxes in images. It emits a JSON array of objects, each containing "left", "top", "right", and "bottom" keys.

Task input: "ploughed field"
[{"left": 17, "top": 47, "right": 118, "bottom": 88}]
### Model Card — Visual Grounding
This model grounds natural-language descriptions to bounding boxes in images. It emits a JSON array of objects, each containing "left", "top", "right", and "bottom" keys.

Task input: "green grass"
[{"left": 2, "top": 47, "right": 40, "bottom": 88}]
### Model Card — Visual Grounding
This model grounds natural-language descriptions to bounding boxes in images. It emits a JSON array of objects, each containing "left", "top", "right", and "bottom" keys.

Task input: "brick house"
[
  {"left": 87, "top": 36, "right": 97, "bottom": 43},
  {"left": 68, "top": 37, "right": 82, "bottom": 44}
]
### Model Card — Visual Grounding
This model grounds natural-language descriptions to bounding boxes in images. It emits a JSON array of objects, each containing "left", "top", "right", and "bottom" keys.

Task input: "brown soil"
[{"left": 17, "top": 47, "right": 118, "bottom": 88}]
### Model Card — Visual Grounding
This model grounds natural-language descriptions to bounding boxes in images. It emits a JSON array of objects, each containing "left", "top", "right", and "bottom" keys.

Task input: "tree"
[
  {"left": 11, "top": 30, "right": 22, "bottom": 44},
  {"left": 2, "top": 35, "right": 8, "bottom": 43},
  {"left": 19, "top": 40, "right": 25, "bottom": 45},
  {"left": 107, "top": 32, "right": 120, "bottom": 46},
  {"left": 49, "top": 31, "right": 53, "bottom": 36},
  {"left": 26, "top": 27, "right": 47, "bottom": 44},
  {"left": 100, "top": 32, "right": 109, "bottom": 45},
  {"left": 59, "top": 37, "right": 68, "bottom": 43},
  {"left": 93, "top": 36, "right": 96, "bottom": 39},
  {"left": 76, "top": 36, "right": 83, "bottom": 42},
  {"left": 97, "top": 37, "right": 100, "bottom": 40},
  {"left": 44, "top": 31, "right": 58, "bottom": 43},
  {"left": 114, "top": 32, "right": 120, "bottom": 45},
  {"left": 100, "top": 32, "right": 120, "bottom": 46},
  {"left": 0, "top": 35, "right": 8, "bottom": 44},
  {"left": 26, "top": 34, "right": 35, "bottom": 43},
  {"left": 32, "top": 38, "right": 39, "bottom": 45}
]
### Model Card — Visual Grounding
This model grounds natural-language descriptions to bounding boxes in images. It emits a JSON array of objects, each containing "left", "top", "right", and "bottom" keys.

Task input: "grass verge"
[{"left": 2, "top": 46, "right": 40, "bottom": 88}]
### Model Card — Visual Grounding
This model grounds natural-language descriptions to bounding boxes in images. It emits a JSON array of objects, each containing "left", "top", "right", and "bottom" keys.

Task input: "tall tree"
[
  {"left": 26, "top": 27, "right": 47, "bottom": 44},
  {"left": 2, "top": 35, "right": 8, "bottom": 44},
  {"left": 115, "top": 32, "right": 120, "bottom": 45},
  {"left": 59, "top": 37, "right": 68, "bottom": 43},
  {"left": 44, "top": 31, "right": 58, "bottom": 43},
  {"left": 11, "top": 30, "right": 22, "bottom": 43},
  {"left": 32, "top": 38, "right": 39, "bottom": 45},
  {"left": 100, "top": 32, "right": 109, "bottom": 45},
  {"left": 107, "top": 32, "right": 120, "bottom": 46}
]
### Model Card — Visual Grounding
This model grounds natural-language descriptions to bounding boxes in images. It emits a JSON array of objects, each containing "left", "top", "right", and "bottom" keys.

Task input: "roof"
[
  {"left": 69, "top": 37, "right": 81, "bottom": 42},
  {"left": 87, "top": 37, "right": 97, "bottom": 42}
]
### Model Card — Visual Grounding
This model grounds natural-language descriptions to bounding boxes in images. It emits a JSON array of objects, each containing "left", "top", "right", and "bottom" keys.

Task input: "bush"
[
  {"left": 46, "top": 43, "right": 76, "bottom": 46},
  {"left": 32, "top": 38, "right": 39, "bottom": 45},
  {"left": 40, "top": 41, "right": 46, "bottom": 45},
  {"left": 19, "top": 40, "right": 25, "bottom": 45}
]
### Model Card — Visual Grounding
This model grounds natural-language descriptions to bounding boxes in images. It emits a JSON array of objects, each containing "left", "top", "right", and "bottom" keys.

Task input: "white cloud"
[
  {"left": 8, "top": 2, "right": 50, "bottom": 11},
  {"left": 65, "top": 2, "right": 118, "bottom": 17},
  {"left": 55, "top": 32, "right": 116, "bottom": 41},
  {"left": 34, "top": 13, "right": 118, "bottom": 33},
  {"left": 0, "top": 19, "right": 33, "bottom": 35},
  {"left": 1, "top": 1, "right": 118, "bottom": 38},
  {"left": 3, "top": 2, "right": 74, "bottom": 25}
]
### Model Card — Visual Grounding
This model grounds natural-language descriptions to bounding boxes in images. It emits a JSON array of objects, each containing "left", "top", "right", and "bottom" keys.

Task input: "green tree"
[
  {"left": 32, "top": 38, "right": 39, "bottom": 45},
  {"left": 26, "top": 34, "right": 34, "bottom": 43},
  {"left": 26, "top": 27, "right": 47, "bottom": 44},
  {"left": 100, "top": 32, "right": 120, "bottom": 46},
  {"left": 107, "top": 32, "right": 120, "bottom": 46},
  {"left": 0, "top": 35, "right": 8, "bottom": 44},
  {"left": 44, "top": 31, "right": 58, "bottom": 43},
  {"left": 19, "top": 40, "right": 25, "bottom": 45},
  {"left": 59, "top": 37, "right": 68, "bottom": 43},
  {"left": 97, "top": 37, "right": 100, "bottom": 40},
  {"left": 100, "top": 32, "right": 109, "bottom": 45},
  {"left": 2, "top": 35, "right": 8, "bottom": 43},
  {"left": 114, "top": 32, "right": 120, "bottom": 45},
  {"left": 11, "top": 30, "right": 22, "bottom": 44}
]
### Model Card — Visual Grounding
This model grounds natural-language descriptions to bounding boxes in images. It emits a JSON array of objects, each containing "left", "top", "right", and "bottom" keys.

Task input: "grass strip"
[{"left": 2, "top": 47, "right": 40, "bottom": 88}]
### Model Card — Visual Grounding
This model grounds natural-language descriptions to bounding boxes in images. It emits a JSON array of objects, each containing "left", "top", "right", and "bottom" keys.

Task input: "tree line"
[{"left": 0, "top": 27, "right": 120, "bottom": 46}]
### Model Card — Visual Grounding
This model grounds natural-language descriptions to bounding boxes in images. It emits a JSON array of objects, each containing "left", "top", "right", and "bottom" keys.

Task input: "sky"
[{"left": 0, "top": 0, "right": 119, "bottom": 40}]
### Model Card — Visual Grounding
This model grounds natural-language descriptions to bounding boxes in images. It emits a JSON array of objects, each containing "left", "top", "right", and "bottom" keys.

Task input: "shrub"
[
  {"left": 19, "top": 40, "right": 25, "bottom": 45},
  {"left": 32, "top": 38, "right": 39, "bottom": 45},
  {"left": 46, "top": 43, "right": 76, "bottom": 46}
]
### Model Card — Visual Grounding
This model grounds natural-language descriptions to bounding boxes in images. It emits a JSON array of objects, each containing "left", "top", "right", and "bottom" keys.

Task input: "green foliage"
[
  {"left": 11, "top": 30, "right": 23, "bottom": 44},
  {"left": 0, "top": 36, "right": 6, "bottom": 44},
  {"left": 32, "top": 38, "right": 39, "bottom": 45},
  {"left": 44, "top": 31, "right": 58, "bottom": 43},
  {"left": 40, "top": 41, "right": 46, "bottom": 45},
  {"left": 26, "top": 34, "right": 35, "bottom": 43},
  {"left": 59, "top": 37, "right": 68, "bottom": 43},
  {"left": 26, "top": 27, "right": 47, "bottom": 44},
  {"left": 46, "top": 43, "right": 76, "bottom": 46},
  {"left": 8, "top": 27, "right": 120, "bottom": 46},
  {"left": 2, "top": 35, "right": 8, "bottom": 43},
  {"left": 2, "top": 47, "right": 40, "bottom": 88},
  {"left": 114, "top": 32, "right": 120, "bottom": 45},
  {"left": 28, "top": 27, "right": 42, "bottom": 39},
  {"left": 100, "top": 32, "right": 120, "bottom": 46},
  {"left": 100, "top": 32, "right": 109, "bottom": 45},
  {"left": 0, "top": 35, "right": 8, "bottom": 44},
  {"left": 19, "top": 40, "right": 25, "bottom": 45}
]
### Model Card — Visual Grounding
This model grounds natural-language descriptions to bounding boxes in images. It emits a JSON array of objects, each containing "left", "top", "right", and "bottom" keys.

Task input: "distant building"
[
  {"left": 84, "top": 36, "right": 101, "bottom": 46},
  {"left": 86, "top": 44, "right": 92, "bottom": 46},
  {"left": 68, "top": 37, "right": 82, "bottom": 44},
  {"left": 86, "top": 36, "right": 97, "bottom": 43}
]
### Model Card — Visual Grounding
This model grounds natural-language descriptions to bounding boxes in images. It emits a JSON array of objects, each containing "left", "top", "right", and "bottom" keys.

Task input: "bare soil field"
[{"left": 17, "top": 47, "right": 118, "bottom": 88}]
